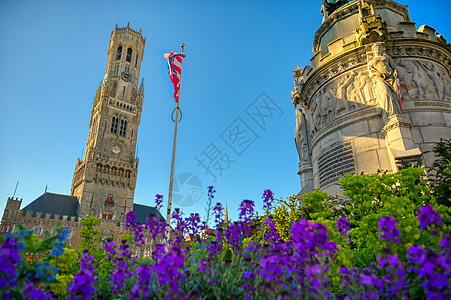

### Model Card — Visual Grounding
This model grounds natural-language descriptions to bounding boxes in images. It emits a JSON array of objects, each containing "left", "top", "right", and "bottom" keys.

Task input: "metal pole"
[
  {"left": 12, "top": 181, "right": 19, "bottom": 198},
  {"left": 166, "top": 44, "right": 185, "bottom": 227}
]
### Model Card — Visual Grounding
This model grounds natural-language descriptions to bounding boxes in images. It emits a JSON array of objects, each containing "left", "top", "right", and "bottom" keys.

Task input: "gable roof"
[
  {"left": 133, "top": 203, "right": 165, "bottom": 224},
  {"left": 21, "top": 192, "right": 79, "bottom": 221}
]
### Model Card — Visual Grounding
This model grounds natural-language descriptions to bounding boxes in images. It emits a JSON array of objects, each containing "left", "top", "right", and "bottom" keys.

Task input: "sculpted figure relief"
[
  {"left": 311, "top": 90, "right": 323, "bottom": 132},
  {"left": 295, "top": 108, "right": 311, "bottom": 164},
  {"left": 396, "top": 60, "right": 451, "bottom": 100},
  {"left": 396, "top": 60, "right": 421, "bottom": 100},
  {"left": 368, "top": 43, "right": 402, "bottom": 117}
]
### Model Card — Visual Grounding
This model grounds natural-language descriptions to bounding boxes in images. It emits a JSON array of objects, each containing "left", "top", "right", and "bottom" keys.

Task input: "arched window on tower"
[
  {"left": 116, "top": 46, "right": 122, "bottom": 60},
  {"left": 135, "top": 53, "right": 138, "bottom": 67},
  {"left": 111, "top": 116, "right": 119, "bottom": 134},
  {"left": 119, "top": 118, "right": 128, "bottom": 137},
  {"left": 126, "top": 47, "right": 132, "bottom": 63}
]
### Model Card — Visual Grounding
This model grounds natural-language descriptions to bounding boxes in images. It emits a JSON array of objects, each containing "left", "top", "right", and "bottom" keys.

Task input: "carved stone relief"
[
  {"left": 396, "top": 59, "right": 451, "bottom": 100},
  {"left": 308, "top": 68, "right": 378, "bottom": 133}
]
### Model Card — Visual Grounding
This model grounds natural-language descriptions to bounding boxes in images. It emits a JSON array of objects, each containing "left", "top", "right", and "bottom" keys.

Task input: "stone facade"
[
  {"left": 1, "top": 24, "right": 162, "bottom": 255},
  {"left": 292, "top": 0, "right": 451, "bottom": 195}
]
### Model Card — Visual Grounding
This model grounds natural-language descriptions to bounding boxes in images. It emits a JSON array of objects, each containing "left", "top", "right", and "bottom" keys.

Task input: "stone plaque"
[{"left": 318, "top": 141, "right": 355, "bottom": 188}]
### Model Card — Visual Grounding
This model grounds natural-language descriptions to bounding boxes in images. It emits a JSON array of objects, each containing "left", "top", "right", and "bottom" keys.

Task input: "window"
[
  {"left": 111, "top": 116, "right": 119, "bottom": 134},
  {"left": 102, "top": 214, "right": 113, "bottom": 220},
  {"left": 135, "top": 53, "right": 138, "bottom": 67},
  {"left": 125, "top": 65, "right": 130, "bottom": 73},
  {"left": 119, "top": 119, "right": 127, "bottom": 137},
  {"left": 116, "top": 46, "right": 122, "bottom": 60},
  {"left": 113, "top": 63, "right": 119, "bottom": 76},
  {"left": 126, "top": 47, "right": 132, "bottom": 62}
]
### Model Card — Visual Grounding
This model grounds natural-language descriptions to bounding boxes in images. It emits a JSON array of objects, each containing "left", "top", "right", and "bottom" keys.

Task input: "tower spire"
[{"left": 138, "top": 78, "right": 144, "bottom": 97}]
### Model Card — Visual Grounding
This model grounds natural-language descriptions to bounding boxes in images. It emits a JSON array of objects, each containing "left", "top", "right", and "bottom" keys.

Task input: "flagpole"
[{"left": 166, "top": 44, "right": 185, "bottom": 228}]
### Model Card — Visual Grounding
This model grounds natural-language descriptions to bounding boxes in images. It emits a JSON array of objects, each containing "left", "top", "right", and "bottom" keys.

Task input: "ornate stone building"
[
  {"left": 1, "top": 24, "right": 163, "bottom": 254},
  {"left": 292, "top": 0, "right": 451, "bottom": 195}
]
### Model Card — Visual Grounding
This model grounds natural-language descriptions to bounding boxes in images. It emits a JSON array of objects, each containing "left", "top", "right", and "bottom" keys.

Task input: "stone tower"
[
  {"left": 292, "top": 0, "right": 451, "bottom": 195},
  {"left": 71, "top": 23, "right": 146, "bottom": 220}
]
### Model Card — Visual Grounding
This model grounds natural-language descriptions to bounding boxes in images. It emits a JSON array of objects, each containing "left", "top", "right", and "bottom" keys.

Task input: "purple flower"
[
  {"left": 145, "top": 215, "right": 167, "bottom": 241},
  {"left": 378, "top": 216, "right": 400, "bottom": 243},
  {"left": 133, "top": 223, "right": 145, "bottom": 247},
  {"left": 263, "top": 218, "right": 281, "bottom": 243},
  {"left": 262, "top": 189, "right": 274, "bottom": 211},
  {"left": 418, "top": 205, "right": 443, "bottom": 232},
  {"left": 129, "top": 264, "right": 152, "bottom": 300},
  {"left": 23, "top": 282, "right": 53, "bottom": 300},
  {"left": 336, "top": 217, "right": 351, "bottom": 236},
  {"left": 213, "top": 202, "right": 224, "bottom": 228},
  {"left": 67, "top": 251, "right": 98, "bottom": 300},
  {"left": 110, "top": 241, "right": 135, "bottom": 295},
  {"left": 155, "top": 194, "right": 164, "bottom": 211},
  {"left": 0, "top": 236, "right": 21, "bottom": 293},
  {"left": 125, "top": 211, "right": 137, "bottom": 229},
  {"left": 104, "top": 239, "right": 117, "bottom": 259},
  {"left": 239, "top": 200, "right": 255, "bottom": 222},
  {"left": 378, "top": 254, "right": 408, "bottom": 298},
  {"left": 207, "top": 186, "right": 216, "bottom": 199},
  {"left": 407, "top": 245, "right": 426, "bottom": 265},
  {"left": 186, "top": 213, "right": 202, "bottom": 236},
  {"left": 441, "top": 234, "right": 451, "bottom": 256}
]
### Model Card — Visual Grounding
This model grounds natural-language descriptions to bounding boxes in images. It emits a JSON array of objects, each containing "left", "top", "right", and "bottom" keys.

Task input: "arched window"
[
  {"left": 135, "top": 53, "right": 138, "bottom": 67},
  {"left": 116, "top": 46, "right": 122, "bottom": 60},
  {"left": 126, "top": 47, "right": 132, "bottom": 62},
  {"left": 119, "top": 118, "right": 127, "bottom": 137},
  {"left": 111, "top": 116, "right": 119, "bottom": 134}
]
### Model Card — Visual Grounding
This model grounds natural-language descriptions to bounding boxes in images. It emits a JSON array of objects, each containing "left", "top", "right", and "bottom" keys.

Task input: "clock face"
[
  {"left": 121, "top": 71, "right": 133, "bottom": 82},
  {"left": 111, "top": 144, "right": 121, "bottom": 154}
]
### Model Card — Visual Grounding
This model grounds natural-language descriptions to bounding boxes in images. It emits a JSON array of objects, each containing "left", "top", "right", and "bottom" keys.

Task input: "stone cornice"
[{"left": 314, "top": 0, "right": 410, "bottom": 54}]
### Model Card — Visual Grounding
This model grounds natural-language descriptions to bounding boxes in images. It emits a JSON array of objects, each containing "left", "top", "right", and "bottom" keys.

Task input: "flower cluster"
[
  {"left": 262, "top": 189, "right": 274, "bottom": 211},
  {"left": 336, "top": 216, "right": 350, "bottom": 236},
  {"left": 378, "top": 216, "right": 400, "bottom": 243},
  {"left": 0, "top": 235, "right": 21, "bottom": 297},
  {"left": 155, "top": 194, "right": 164, "bottom": 211},
  {"left": 418, "top": 205, "right": 443, "bottom": 232},
  {"left": 212, "top": 202, "right": 224, "bottom": 228},
  {"left": 110, "top": 241, "right": 135, "bottom": 295},
  {"left": 239, "top": 199, "right": 255, "bottom": 222},
  {"left": 407, "top": 245, "right": 451, "bottom": 300},
  {"left": 51, "top": 226, "right": 70, "bottom": 257},
  {"left": 67, "top": 251, "right": 98, "bottom": 300}
]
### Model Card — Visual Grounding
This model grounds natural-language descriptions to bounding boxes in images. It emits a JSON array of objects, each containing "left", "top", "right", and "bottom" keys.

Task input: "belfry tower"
[{"left": 71, "top": 23, "right": 146, "bottom": 221}]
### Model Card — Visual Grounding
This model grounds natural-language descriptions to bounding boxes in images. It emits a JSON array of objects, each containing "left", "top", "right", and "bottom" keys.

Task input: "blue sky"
[{"left": 0, "top": 0, "right": 450, "bottom": 224}]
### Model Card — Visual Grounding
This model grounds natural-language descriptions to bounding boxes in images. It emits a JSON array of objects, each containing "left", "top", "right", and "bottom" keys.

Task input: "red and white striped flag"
[{"left": 164, "top": 52, "right": 186, "bottom": 103}]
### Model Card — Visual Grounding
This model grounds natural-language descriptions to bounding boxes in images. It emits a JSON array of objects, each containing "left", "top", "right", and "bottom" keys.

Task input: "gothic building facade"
[
  {"left": 0, "top": 24, "right": 163, "bottom": 254},
  {"left": 292, "top": 0, "right": 451, "bottom": 194}
]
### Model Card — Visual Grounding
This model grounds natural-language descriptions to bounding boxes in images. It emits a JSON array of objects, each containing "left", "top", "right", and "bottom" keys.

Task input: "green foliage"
[
  {"left": 339, "top": 167, "right": 440, "bottom": 267},
  {"left": 272, "top": 190, "right": 349, "bottom": 240},
  {"left": 428, "top": 138, "right": 451, "bottom": 206}
]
